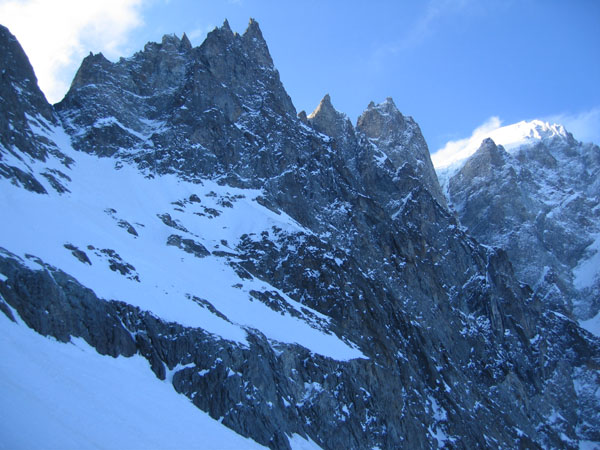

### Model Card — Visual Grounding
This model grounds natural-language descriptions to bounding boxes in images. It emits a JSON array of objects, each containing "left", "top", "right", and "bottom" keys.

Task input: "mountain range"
[{"left": 1, "top": 19, "right": 599, "bottom": 449}]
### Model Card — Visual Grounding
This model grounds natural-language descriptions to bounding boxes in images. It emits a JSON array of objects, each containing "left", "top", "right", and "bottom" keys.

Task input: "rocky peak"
[
  {"left": 450, "top": 138, "right": 512, "bottom": 185},
  {"left": 241, "top": 18, "right": 273, "bottom": 68},
  {"left": 68, "top": 52, "right": 115, "bottom": 91},
  {"left": 0, "top": 25, "right": 55, "bottom": 124},
  {"left": 297, "top": 110, "right": 308, "bottom": 124},
  {"left": 0, "top": 24, "right": 61, "bottom": 171},
  {"left": 56, "top": 18, "right": 296, "bottom": 166},
  {"left": 180, "top": 32, "right": 192, "bottom": 51},
  {"left": 446, "top": 128, "right": 600, "bottom": 319},
  {"left": 200, "top": 20, "right": 236, "bottom": 56},
  {"left": 475, "top": 138, "right": 509, "bottom": 166},
  {"left": 161, "top": 33, "right": 181, "bottom": 49},
  {"left": 356, "top": 97, "right": 406, "bottom": 138},
  {"left": 221, "top": 18, "right": 233, "bottom": 33},
  {"left": 357, "top": 98, "right": 447, "bottom": 207},
  {"left": 307, "top": 94, "right": 355, "bottom": 142},
  {"left": 197, "top": 18, "right": 279, "bottom": 80}
]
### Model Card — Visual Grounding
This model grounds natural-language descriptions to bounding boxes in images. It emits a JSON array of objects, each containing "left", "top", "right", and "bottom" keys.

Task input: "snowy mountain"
[
  {"left": 1, "top": 20, "right": 600, "bottom": 449},
  {"left": 437, "top": 119, "right": 600, "bottom": 328},
  {"left": 433, "top": 119, "right": 571, "bottom": 172}
]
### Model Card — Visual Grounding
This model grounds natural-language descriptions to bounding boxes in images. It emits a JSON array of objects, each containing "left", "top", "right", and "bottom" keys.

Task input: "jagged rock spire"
[
  {"left": 244, "top": 18, "right": 262, "bottom": 39},
  {"left": 222, "top": 18, "right": 232, "bottom": 32},
  {"left": 241, "top": 18, "right": 273, "bottom": 68},
  {"left": 308, "top": 94, "right": 335, "bottom": 120},
  {"left": 307, "top": 94, "right": 355, "bottom": 140},
  {"left": 180, "top": 32, "right": 192, "bottom": 51},
  {"left": 357, "top": 98, "right": 447, "bottom": 207},
  {"left": 456, "top": 138, "right": 510, "bottom": 180}
]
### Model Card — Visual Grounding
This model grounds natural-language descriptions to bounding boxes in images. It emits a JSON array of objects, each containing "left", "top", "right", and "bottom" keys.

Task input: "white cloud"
[
  {"left": 431, "top": 116, "right": 502, "bottom": 169},
  {"left": 0, "top": 0, "right": 144, "bottom": 103},
  {"left": 544, "top": 108, "right": 600, "bottom": 145},
  {"left": 432, "top": 108, "right": 600, "bottom": 171}
]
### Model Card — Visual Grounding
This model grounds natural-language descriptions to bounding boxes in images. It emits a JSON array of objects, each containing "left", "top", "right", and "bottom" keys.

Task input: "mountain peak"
[
  {"left": 357, "top": 98, "right": 447, "bottom": 207},
  {"left": 244, "top": 18, "right": 262, "bottom": 37},
  {"left": 0, "top": 23, "right": 57, "bottom": 161},
  {"left": 0, "top": 25, "right": 44, "bottom": 99},
  {"left": 432, "top": 118, "right": 573, "bottom": 171},
  {"left": 357, "top": 97, "right": 406, "bottom": 134},
  {"left": 472, "top": 137, "right": 509, "bottom": 167},
  {"left": 241, "top": 18, "right": 273, "bottom": 68},
  {"left": 306, "top": 94, "right": 354, "bottom": 140},
  {"left": 382, "top": 96, "right": 397, "bottom": 109},
  {"left": 180, "top": 32, "right": 192, "bottom": 51},
  {"left": 204, "top": 19, "right": 235, "bottom": 44},
  {"left": 481, "top": 137, "right": 496, "bottom": 147},
  {"left": 222, "top": 18, "right": 232, "bottom": 32},
  {"left": 308, "top": 94, "right": 342, "bottom": 124},
  {"left": 161, "top": 33, "right": 180, "bottom": 45},
  {"left": 308, "top": 93, "right": 334, "bottom": 119},
  {"left": 68, "top": 51, "right": 113, "bottom": 91}
]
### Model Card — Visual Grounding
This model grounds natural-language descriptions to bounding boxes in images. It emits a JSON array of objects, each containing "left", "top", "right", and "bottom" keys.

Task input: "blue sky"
[{"left": 1, "top": 0, "right": 599, "bottom": 152}]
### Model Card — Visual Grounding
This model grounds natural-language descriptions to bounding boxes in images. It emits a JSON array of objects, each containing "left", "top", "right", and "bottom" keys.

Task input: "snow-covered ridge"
[{"left": 432, "top": 118, "right": 569, "bottom": 171}]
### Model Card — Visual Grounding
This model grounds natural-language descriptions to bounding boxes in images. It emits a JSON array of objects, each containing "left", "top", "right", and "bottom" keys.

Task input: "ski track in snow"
[{"left": 0, "top": 118, "right": 365, "bottom": 361}]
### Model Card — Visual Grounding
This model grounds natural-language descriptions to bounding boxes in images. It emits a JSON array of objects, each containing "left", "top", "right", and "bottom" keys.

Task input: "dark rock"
[
  {"left": 166, "top": 234, "right": 210, "bottom": 258},
  {"left": 356, "top": 97, "right": 446, "bottom": 208},
  {"left": 117, "top": 219, "right": 139, "bottom": 236},
  {"left": 187, "top": 294, "right": 231, "bottom": 322},
  {"left": 157, "top": 213, "right": 189, "bottom": 232},
  {"left": 63, "top": 243, "right": 91, "bottom": 265},
  {"left": 189, "top": 194, "right": 202, "bottom": 203},
  {"left": 0, "top": 297, "right": 16, "bottom": 322},
  {"left": 0, "top": 25, "right": 70, "bottom": 190}
]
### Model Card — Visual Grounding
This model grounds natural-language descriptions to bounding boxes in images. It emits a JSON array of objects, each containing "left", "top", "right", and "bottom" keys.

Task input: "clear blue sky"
[{"left": 2, "top": 0, "right": 599, "bottom": 151}]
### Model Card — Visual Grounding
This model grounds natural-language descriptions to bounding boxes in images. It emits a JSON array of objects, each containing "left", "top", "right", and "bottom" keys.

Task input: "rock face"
[
  {"left": 356, "top": 97, "right": 447, "bottom": 208},
  {"left": 56, "top": 19, "right": 297, "bottom": 181},
  {"left": 1, "top": 20, "right": 599, "bottom": 449},
  {"left": 0, "top": 25, "right": 71, "bottom": 194},
  {"left": 445, "top": 128, "right": 600, "bottom": 319}
]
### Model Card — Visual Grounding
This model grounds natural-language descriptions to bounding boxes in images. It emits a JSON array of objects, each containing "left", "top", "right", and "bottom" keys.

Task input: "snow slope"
[
  {"left": 0, "top": 309, "right": 267, "bottom": 450},
  {"left": 0, "top": 115, "right": 364, "bottom": 361}
]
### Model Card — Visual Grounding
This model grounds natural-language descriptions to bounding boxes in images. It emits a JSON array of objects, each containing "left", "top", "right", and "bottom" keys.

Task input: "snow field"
[{"left": 0, "top": 119, "right": 364, "bottom": 360}]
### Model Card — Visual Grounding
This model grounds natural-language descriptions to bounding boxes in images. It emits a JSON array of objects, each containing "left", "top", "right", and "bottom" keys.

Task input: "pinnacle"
[
  {"left": 247, "top": 17, "right": 260, "bottom": 31},
  {"left": 180, "top": 32, "right": 192, "bottom": 51},
  {"left": 243, "top": 17, "right": 266, "bottom": 43},
  {"left": 363, "top": 97, "right": 400, "bottom": 115},
  {"left": 161, "top": 33, "right": 181, "bottom": 45},
  {"left": 308, "top": 93, "right": 337, "bottom": 120}
]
